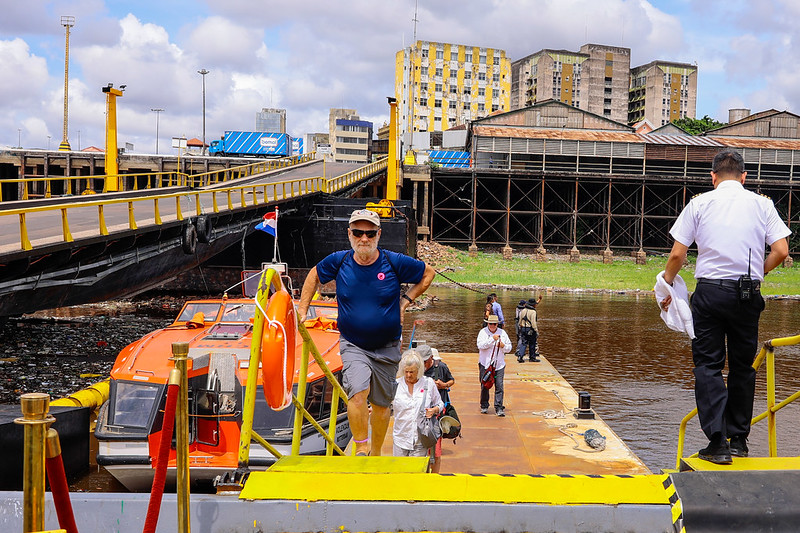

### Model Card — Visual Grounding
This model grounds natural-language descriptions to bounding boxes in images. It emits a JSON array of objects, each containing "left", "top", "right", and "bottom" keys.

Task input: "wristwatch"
[{"left": 401, "top": 293, "right": 414, "bottom": 304}]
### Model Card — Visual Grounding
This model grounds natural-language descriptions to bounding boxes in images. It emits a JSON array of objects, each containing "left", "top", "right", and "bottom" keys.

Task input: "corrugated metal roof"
[
  {"left": 637, "top": 133, "right": 724, "bottom": 147},
  {"left": 473, "top": 126, "right": 641, "bottom": 143},
  {"left": 707, "top": 137, "right": 800, "bottom": 150}
]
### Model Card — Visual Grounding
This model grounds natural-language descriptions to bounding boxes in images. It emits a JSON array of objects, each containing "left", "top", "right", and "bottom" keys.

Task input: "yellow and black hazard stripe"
[{"left": 663, "top": 475, "right": 685, "bottom": 533}]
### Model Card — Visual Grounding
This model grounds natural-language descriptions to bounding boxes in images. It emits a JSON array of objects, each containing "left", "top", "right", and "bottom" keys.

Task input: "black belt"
[{"left": 696, "top": 278, "right": 761, "bottom": 292}]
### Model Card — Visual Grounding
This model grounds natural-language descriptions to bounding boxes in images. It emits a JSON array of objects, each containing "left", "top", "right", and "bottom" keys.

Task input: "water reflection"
[{"left": 403, "top": 287, "right": 800, "bottom": 472}]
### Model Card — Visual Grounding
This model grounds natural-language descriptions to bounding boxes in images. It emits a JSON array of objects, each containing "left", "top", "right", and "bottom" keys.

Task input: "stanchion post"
[
  {"left": 170, "top": 342, "right": 191, "bottom": 533},
  {"left": 15, "top": 392, "right": 55, "bottom": 533}
]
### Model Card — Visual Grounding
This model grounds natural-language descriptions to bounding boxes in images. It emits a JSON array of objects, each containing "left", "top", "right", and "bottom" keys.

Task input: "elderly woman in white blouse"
[{"left": 392, "top": 349, "right": 444, "bottom": 459}]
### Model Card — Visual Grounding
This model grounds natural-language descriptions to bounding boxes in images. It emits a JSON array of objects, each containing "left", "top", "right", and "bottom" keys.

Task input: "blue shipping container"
[{"left": 209, "top": 131, "right": 293, "bottom": 157}]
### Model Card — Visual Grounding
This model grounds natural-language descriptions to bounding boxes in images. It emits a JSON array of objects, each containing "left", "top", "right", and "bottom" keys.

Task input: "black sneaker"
[
  {"left": 480, "top": 407, "right": 488, "bottom": 414},
  {"left": 729, "top": 436, "right": 749, "bottom": 457},
  {"left": 698, "top": 438, "right": 732, "bottom": 465},
  {"left": 530, "top": 357, "right": 540, "bottom": 362},
  {"left": 496, "top": 408, "right": 505, "bottom": 417},
  {"left": 517, "top": 357, "right": 525, "bottom": 363}
]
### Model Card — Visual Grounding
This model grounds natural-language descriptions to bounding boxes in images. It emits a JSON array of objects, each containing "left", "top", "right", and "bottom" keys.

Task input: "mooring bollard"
[
  {"left": 170, "top": 341, "right": 191, "bottom": 533},
  {"left": 15, "top": 392, "right": 55, "bottom": 533}
]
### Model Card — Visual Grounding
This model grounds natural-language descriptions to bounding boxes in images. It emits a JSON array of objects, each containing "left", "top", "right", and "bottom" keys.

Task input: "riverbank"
[{"left": 417, "top": 242, "right": 800, "bottom": 297}]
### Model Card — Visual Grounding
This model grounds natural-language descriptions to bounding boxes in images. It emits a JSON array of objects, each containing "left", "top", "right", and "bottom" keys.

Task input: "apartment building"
[
  {"left": 255, "top": 108, "right": 286, "bottom": 133},
  {"left": 395, "top": 40, "right": 511, "bottom": 134},
  {"left": 328, "top": 108, "right": 372, "bottom": 163},
  {"left": 629, "top": 61, "right": 697, "bottom": 126},
  {"left": 511, "top": 44, "right": 631, "bottom": 123}
]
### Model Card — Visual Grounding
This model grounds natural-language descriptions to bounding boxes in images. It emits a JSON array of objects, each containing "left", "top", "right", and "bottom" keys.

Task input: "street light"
[
  {"left": 151, "top": 108, "right": 164, "bottom": 154},
  {"left": 17, "top": 129, "right": 21, "bottom": 149},
  {"left": 47, "top": 135, "right": 51, "bottom": 150},
  {"left": 197, "top": 69, "right": 209, "bottom": 155}
]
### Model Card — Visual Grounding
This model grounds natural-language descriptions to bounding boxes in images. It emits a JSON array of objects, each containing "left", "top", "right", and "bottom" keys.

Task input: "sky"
[{"left": 1, "top": 0, "right": 798, "bottom": 152}]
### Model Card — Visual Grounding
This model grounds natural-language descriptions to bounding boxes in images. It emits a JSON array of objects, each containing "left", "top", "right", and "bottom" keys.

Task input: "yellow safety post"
[
  {"left": 176, "top": 197, "right": 183, "bottom": 222},
  {"left": 767, "top": 345, "right": 777, "bottom": 456},
  {"left": 14, "top": 393, "right": 54, "bottom": 533},
  {"left": 102, "top": 84, "right": 124, "bottom": 192},
  {"left": 212, "top": 191, "right": 219, "bottom": 213},
  {"left": 386, "top": 96, "right": 399, "bottom": 201},
  {"left": 127, "top": 201, "right": 137, "bottom": 230},
  {"left": 60, "top": 208, "right": 73, "bottom": 242},
  {"left": 98, "top": 205, "right": 109, "bottom": 236},
  {"left": 19, "top": 213, "right": 33, "bottom": 251},
  {"left": 170, "top": 342, "right": 191, "bottom": 533},
  {"left": 291, "top": 341, "right": 312, "bottom": 456},
  {"left": 154, "top": 198, "right": 162, "bottom": 225}
]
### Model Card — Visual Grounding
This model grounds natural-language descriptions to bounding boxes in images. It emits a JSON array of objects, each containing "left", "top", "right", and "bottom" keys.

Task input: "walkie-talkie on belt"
[{"left": 738, "top": 249, "right": 753, "bottom": 301}]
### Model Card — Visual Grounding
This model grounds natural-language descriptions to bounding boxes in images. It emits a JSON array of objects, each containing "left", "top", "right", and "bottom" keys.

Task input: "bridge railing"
[
  {"left": 3, "top": 174, "right": 325, "bottom": 251},
  {"left": 0, "top": 152, "right": 316, "bottom": 202},
  {"left": 1, "top": 154, "right": 385, "bottom": 253}
]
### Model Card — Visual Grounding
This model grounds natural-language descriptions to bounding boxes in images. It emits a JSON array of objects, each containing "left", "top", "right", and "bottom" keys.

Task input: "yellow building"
[
  {"left": 395, "top": 40, "right": 511, "bottom": 134},
  {"left": 629, "top": 61, "right": 697, "bottom": 126}
]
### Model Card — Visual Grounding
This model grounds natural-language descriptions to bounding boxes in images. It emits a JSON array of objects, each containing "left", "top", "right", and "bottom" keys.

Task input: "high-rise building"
[
  {"left": 395, "top": 40, "right": 511, "bottom": 135},
  {"left": 255, "top": 108, "right": 286, "bottom": 133},
  {"left": 329, "top": 108, "right": 372, "bottom": 163},
  {"left": 511, "top": 44, "right": 631, "bottom": 123},
  {"left": 629, "top": 61, "right": 697, "bottom": 126}
]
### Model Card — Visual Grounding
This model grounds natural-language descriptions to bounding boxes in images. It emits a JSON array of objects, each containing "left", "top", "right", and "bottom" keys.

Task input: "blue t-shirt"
[{"left": 316, "top": 249, "right": 426, "bottom": 350}]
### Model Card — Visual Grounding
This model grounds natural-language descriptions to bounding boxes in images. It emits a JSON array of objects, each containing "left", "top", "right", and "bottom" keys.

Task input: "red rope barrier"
[
  {"left": 142, "top": 381, "right": 179, "bottom": 533},
  {"left": 45, "top": 442, "right": 79, "bottom": 533}
]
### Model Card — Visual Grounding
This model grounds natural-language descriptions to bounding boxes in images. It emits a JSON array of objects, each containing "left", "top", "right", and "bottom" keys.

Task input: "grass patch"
[{"left": 435, "top": 250, "right": 800, "bottom": 295}]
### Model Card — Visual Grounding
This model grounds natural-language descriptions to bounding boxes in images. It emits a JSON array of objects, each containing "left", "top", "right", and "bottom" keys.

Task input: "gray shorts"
[{"left": 339, "top": 337, "right": 400, "bottom": 408}]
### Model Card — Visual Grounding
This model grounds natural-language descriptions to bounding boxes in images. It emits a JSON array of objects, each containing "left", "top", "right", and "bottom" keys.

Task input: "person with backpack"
[
  {"left": 419, "top": 344, "right": 455, "bottom": 473},
  {"left": 297, "top": 209, "right": 436, "bottom": 457},
  {"left": 477, "top": 315, "right": 512, "bottom": 416},
  {"left": 517, "top": 297, "right": 542, "bottom": 363}
]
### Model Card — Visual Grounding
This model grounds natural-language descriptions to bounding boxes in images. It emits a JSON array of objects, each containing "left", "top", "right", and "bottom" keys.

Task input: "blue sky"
[{"left": 1, "top": 0, "right": 797, "bottom": 151}]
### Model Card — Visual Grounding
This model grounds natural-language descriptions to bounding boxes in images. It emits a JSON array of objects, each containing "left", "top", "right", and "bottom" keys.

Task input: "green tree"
[{"left": 672, "top": 115, "right": 726, "bottom": 135}]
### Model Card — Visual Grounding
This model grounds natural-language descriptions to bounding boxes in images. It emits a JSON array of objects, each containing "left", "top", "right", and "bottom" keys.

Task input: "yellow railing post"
[
  {"left": 767, "top": 346, "right": 777, "bottom": 456},
  {"left": 127, "top": 201, "right": 137, "bottom": 230},
  {"left": 97, "top": 205, "right": 109, "bottom": 236},
  {"left": 14, "top": 393, "right": 54, "bottom": 533},
  {"left": 60, "top": 208, "right": 73, "bottom": 242},
  {"left": 176, "top": 197, "right": 183, "bottom": 221},
  {"left": 170, "top": 342, "right": 191, "bottom": 533},
  {"left": 292, "top": 341, "right": 312, "bottom": 456},
  {"left": 327, "top": 387, "right": 341, "bottom": 456},
  {"left": 154, "top": 198, "right": 162, "bottom": 225},
  {"left": 19, "top": 213, "right": 33, "bottom": 251}
]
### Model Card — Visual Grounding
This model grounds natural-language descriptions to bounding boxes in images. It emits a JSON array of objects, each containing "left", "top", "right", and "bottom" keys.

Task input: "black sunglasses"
[{"left": 350, "top": 229, "right": 378, "bottom": 238}]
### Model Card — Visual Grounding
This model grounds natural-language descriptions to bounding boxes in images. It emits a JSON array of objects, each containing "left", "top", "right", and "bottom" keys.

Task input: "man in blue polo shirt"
[{"left": 298, "top": 209, "right": 436, "bottom": 456}]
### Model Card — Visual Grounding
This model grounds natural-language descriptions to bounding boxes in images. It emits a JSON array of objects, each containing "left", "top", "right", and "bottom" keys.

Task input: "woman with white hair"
[{"left": 391, "top": 349, "right": 444, "bottom": 460}]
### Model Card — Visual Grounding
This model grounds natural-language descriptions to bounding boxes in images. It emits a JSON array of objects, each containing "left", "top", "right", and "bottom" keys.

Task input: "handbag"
[
  {"left": 417, "top": 377, "right": 442, "bottom": 448},
  {"left": 481, "top": 342, "right": 499, "bottom": 390},
  {"left": 439, "top": 402, "right": 461, "bottom": 439}
]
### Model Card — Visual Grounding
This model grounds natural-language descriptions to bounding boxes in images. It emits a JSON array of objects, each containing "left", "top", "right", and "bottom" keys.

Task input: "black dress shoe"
[
  {"left": 698, "top": 437, "right": 732, "bottom": 465},
  {"left": 729, "top": 436, "right": 749, "bottom": 457}
]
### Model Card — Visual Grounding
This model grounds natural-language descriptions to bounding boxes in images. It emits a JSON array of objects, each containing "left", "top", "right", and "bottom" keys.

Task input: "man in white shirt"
[
  {"left": 477, "top": 314, "right": 512, "bottom": 416},
  {"left": 662, "top": 150, "right": 790, "bottom": 464}
]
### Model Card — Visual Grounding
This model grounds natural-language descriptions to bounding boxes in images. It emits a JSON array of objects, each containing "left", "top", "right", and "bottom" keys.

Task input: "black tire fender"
[
  {"left": 182, "top": 223, "right": 197, "bottom": 254},
  {"left": 196, "top": 215, "right": 213, "bottom": 244}
]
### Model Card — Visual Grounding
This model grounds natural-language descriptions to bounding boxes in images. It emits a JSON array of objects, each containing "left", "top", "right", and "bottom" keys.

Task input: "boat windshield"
[
  {"left": 312, "top": 305, "right": 338, "bottom": 319},
  {"left": 221, "top": 303, "right": 256, "bottom": 322},
  {"left": 176, "top": 303, "right": 221, "bottom": 323}
]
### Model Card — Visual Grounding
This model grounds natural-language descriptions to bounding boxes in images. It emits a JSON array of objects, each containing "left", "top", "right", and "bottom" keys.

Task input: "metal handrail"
[
  {"left": 675, "top": 333, "right": 800, "bottom": 469},
  {"left": 2, "top": 154, "right": 384, "bottom": 253},
  {"left": 0, "top": 152, "right": 316, "bottom": 201},
  {"left": 238, "top": 268, "right": 350, "bottom": 470}
]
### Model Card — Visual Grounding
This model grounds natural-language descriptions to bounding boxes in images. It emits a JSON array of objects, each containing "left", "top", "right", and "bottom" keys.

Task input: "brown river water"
[{"left": 2, "top": 286, "right": 799, "bottom": 487}]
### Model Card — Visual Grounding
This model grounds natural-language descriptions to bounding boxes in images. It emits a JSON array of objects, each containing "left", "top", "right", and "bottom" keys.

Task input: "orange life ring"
[{"left": 260, "top": 289, "right": 297, "bottom": 410}]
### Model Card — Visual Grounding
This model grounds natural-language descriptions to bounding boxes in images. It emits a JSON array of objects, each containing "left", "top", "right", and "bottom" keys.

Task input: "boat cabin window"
[
  {"left": 111, "top": 381, "right": 162, "bottom": 429},
  {"left": 176, "top": 303, "right": 221, "bottom": 323},
  {"left": 310, "top": 305, "right": 338, "bottom": 319},
  {"left": 221, "top": 303, "right": 256, "bottom": 322}
]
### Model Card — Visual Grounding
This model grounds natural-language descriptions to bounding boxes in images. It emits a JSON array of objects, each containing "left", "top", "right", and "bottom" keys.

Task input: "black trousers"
[{"left": 691, "top": 280, "right": 765, "bottom": 441}]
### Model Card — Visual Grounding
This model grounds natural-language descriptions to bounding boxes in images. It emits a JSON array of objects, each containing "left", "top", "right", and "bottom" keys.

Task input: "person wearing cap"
[
  {"left": 298, "top": 208, "right": 436, "bottom": 456},
  {"left": 421, "top": 344, "right": 455, "bottom": 473},
  {"left": 516, "top": 296, "right": 542, "bottom": 363},
  {"left": 391, "top": 349, "right": 444, "bottom": 463},
  {"left": 661, "top": 150, "right": 790, "bottom": 464},
  {"left": 477, "top": 314, "right": 512, "bottom": 416}
]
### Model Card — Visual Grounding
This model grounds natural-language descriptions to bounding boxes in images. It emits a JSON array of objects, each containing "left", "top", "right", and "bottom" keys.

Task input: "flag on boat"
[{"left": 255, "top": 209, "right": 278, "bottom": 236}]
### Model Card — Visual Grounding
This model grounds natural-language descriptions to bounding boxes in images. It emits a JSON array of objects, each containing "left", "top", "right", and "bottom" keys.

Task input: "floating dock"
[{"left": 4, "top": 352, "right": 799, "bottom": 532}]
